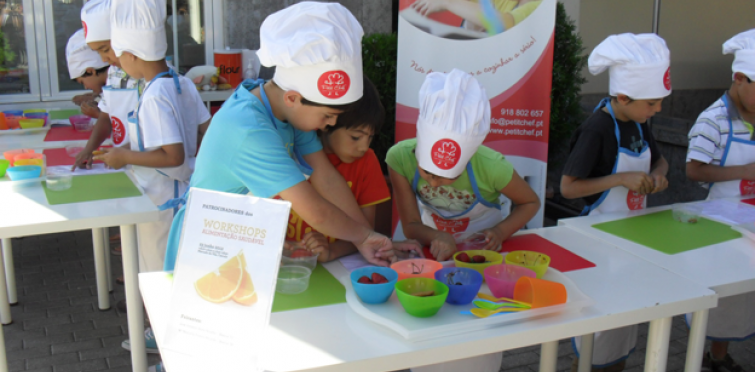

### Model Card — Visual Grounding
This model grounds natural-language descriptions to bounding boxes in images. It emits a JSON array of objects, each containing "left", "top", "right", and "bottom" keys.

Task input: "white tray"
[
  {"left": 341, "top": 268, "right": 594, "bottom": 341},
  {"left": 0, "top": 123, "right": 51, "bottom": 135}
]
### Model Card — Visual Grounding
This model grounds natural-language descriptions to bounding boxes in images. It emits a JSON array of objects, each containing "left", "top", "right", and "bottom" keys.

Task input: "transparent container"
[
  {"left": 45, "top": 169, "right": 73, "bottom": 191},
  {"left": 280, "top": 248, "right": 319, "bottom": 272},
  {"left": 276, "top": 266, "right": 312, "bottom": 295},
  {"left": 672, "top": 204, "right": 702, "bottom": 224}
]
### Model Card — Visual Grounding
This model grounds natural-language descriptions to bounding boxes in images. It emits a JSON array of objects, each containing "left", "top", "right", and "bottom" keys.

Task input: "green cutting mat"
[
  {"left": 593, "top": 210, "right": 741, "bottom": 254},
  {"left": 48, "top": 109, "right": 81, "bottom": 121},
  {"left": 272, "top": 264, "right": 345, "bottom": 312},
  {"left": 43, "top": 172, "right": 142, "bottom": 205}
]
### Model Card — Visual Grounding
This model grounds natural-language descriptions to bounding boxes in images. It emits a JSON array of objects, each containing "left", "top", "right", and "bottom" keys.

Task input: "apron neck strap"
[
  {"left": 595, "top": 97, "right": 643, "bottom": 145},
  {"left": 258, "top": 80, "right": 277, "bottom": 128}
]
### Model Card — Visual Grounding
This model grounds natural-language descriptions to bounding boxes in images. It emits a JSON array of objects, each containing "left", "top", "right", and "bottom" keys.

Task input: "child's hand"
[
  {"left": 72, "top": 93, "right": 95, "bottom": 106},
  {"left": 479, "top": 228, "right": 503, "bottom": 251},
  {"left": 391, "top": 239, "right": 423, "bottom": 257},
  {"left": 412, "top": 0, "right": 449, "bottom": 16},
  {"left": 650, "top": 174, "right": 668, "bottom": 193},
  {"left": 92, "top": 147, "right": 128, "bottom": 170},
  {"left": 620, "top": 171, "right": 654, "bottom": 195},
  {"left": 301, "top": 231, "right": 329, "bottom": 256},
  {"left": 355, "top": 231, "right": 394, "bottom": 267},
  {"left": 80, "top": 101, "right": 101, "bottom": 119},
  {"left": 71, "top": 148, "right": 95, "bottom": 171},
  {"left": 430, "top": 233, "right": 456, "bottom": 261}
]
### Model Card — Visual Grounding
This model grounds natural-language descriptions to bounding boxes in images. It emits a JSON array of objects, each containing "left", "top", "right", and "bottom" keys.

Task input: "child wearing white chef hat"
[
  {"left": 65, "top": 28, "right": 109, "bottom": 118},
  {"left": 73, "top": 0, "right": 142, "bottom": 171},
  {"left": 387, "top": 68, "right": 539, "bottom": 372},
  {"left": 561, "top": 33, "right": 671, "bottom": 371},
  {"left": 162, "top": 2, "right": 400, "bottom": 278},
  {"left": 685, "top": 29, "right": 755, "bottom": 372}
]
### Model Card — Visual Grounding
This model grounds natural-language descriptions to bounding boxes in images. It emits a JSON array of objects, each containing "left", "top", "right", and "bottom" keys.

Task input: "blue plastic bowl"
[
  {"left": 350, "top": 266, "right": 399, "bottom": 304},
  {"left": 2, "top": 110, "right": 22, "bottom": 117},
  {"left": 6, "top": 165, "right": 41, "bottom": 180},
  {"left": 434, "top": 267, "right": 483, "bottom": 305}
]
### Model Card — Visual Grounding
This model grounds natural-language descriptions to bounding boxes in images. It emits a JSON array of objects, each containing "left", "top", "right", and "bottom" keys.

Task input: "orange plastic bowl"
[{"left": 390, "top": 259, "right": 443, "bottom": 281}]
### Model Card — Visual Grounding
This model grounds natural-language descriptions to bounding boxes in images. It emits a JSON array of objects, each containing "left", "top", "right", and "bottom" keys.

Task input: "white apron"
[
  {"left": 408, "top": 163, "right": 504, "bottom": 372},
  {"left": 128, "top": 70, "right": 190, "bottom": 273},
  {"left": 575, "top": 98, "right": 651, "bottom": 367},
  {"left": 101, "top": 82, "right": 138, "bottom": 148},
  {"left": 684, "top": 94, "right": 755, "bottom": 340}
]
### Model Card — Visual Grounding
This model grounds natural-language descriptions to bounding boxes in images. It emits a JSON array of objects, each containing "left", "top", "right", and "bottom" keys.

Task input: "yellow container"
[
  {"left": 19, "top": 118, "right": 44, "bottom": 129},
  {"left": 22, "top": 109, "right": 47, "bottom": 114},
  {"left": 453, "top": 250, "right": 504, "bottom": 278},
  {"left": 505, "top": 251, "right": 551, "bottom": 279},
  {"left": 14, "top": 158, "right": 43, "bottom": 167}
]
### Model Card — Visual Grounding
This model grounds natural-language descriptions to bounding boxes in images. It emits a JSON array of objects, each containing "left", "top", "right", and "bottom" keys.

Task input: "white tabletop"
[
  {"left": 559, "top": 204, "right": 755, "bottom": 298},
  {"left": 0, "top": 172, "right": 159, "bottom": 239},
  {"left": 140, "top": 226, "right": 716, "bottom": 372}
]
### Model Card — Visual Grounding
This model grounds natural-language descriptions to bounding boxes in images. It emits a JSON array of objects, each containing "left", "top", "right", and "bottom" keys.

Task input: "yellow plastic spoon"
[
  {"left": 477, "top": 293, "right": 531, "bottom": 307},
  {"left": 470, "top": 307, "right": 528, "bottom": 318}
]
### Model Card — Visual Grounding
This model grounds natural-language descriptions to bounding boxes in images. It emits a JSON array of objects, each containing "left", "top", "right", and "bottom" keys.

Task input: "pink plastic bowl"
[{"left": 484, "top": 264, "right": 537, "bottom": 299}]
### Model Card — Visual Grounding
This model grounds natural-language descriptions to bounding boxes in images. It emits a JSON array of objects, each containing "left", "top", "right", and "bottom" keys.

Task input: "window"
[{"left": 0, "top": 0, "right": 220, "bottom": 105}]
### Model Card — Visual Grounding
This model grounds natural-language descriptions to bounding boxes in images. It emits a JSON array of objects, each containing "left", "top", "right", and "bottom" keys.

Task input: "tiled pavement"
[{"left": 4, "top": 230, "right": 755, "bottom": 372}]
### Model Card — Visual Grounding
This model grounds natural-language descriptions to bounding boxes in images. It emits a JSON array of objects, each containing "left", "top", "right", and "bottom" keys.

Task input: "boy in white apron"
[
  {"left": 684, "top": 29, "right": 755, "bottom": 372},
  {"left": 560, "top": 34, "right": 671, "bottom": 372},
  {"left": 65, "top": 28, "right": 109, "bottom": 107},
  {"left": 73, "top": 0, "right": 141, "bottom": 171},
  {"left": 387, "top": 69, "right": 540, "bottom": 372}
]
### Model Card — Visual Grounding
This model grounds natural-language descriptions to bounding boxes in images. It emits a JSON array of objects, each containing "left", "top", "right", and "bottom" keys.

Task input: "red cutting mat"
[
  {"left": 741, "top": 198, "right": 755, "bottom": 206},
  {"left": 42, "top": 148, "right": 105, "bottom": 167},
  {"left": 43, "top": 126, "right": 99, "bottom": 142},
  {"left": 500, "top": 234, "right": 595, "bottom": 272}
]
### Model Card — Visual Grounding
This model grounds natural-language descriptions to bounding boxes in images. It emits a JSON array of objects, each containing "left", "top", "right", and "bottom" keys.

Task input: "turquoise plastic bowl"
[
  {"left": 350, "top": 267, "right": 399, "bottom": 304},
  {"left": 6, "top": 165, "right": 41, "bottom": 180}
]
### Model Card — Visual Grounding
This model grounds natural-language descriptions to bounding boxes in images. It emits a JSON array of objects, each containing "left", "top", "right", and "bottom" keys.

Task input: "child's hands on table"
[
  {"left": 650, "top": 174, "right": 668, "bottom": 193},
  {"left": 71, "top": 149, "right": 95, "bottom": 171},
  {"left": 479, "top": 228, "right": 504, "bottom": 251},
  {"left": 430, "top": 233, "right": 456, "bottom": 262},
  {"left": 355, "top": 231, "right": 394, "bottom": 267},
  {"left": 92, "top": 147, "right": 128, "bottom": 170},
  {"left": 620, "top": 171, "right": 654, "bottom": 195}
]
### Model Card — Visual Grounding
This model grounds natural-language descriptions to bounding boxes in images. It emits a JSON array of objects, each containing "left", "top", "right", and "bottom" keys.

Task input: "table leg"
[
  {"left": 1, "top": 239, "right": 16, "bottom": 305},
  {"left": 539, "top": 341, "right": 558, "bottom": 372},
  {"left": 91, "top": 229, "right": 111, "bottom": 311},
  {"left": 0, "top": 310, "right": 8, "bottom": 372},
  {"left": 0, "top": 240, "right": 10, "bottom": 325},
  {"left": 578, "top": 333, "right": 594, "bottom": 372},
  {"left": 644, "top": 317, "right": 672, "bottom": 372},
  {"left": 121, "top": 224, "right": 147, "bottom": 372},
  {"left": 685, "top": 309, "right": 709, "bottom": 372},
  {"left": 103, "top": 228, "right": 113, "bottom": 293}
]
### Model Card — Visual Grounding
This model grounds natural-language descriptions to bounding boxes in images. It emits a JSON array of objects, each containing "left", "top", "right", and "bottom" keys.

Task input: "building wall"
[{"left": 222, "top": 0, "right": 393, "bottom": 50}]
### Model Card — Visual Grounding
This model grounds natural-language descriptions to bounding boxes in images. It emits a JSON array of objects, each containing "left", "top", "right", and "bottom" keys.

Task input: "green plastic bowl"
[
  {"left": 395, "top": 278, "right": 448, "bottom": 318},
  {"left": 0, "top": 159, "right": 8, "bottom": 177}
]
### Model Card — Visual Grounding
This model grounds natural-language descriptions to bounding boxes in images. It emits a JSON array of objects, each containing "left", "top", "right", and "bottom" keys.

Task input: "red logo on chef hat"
[
  {"left": 663, "top": 67, "right": 671, "bottom": 91},
  {"left": 740, "top": 180, "right": 755, "bottom": 196},
  {"left": 626, "top": 190, "right": 646, "bottom": 211},
  {"left": 431, "top": 139, "right": 461, "bottom": 170},
  {"left": 111, "top": 117, "right": 125, "bottom": 146},
  {"left": 317, "top": 70, "right": 350, "bottom": 99},
  {"left": 82, "top": 21, "right": 88, "bottom": 38}
]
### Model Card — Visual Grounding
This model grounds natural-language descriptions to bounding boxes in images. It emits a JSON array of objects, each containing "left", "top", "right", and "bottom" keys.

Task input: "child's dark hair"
[
  {"left": 324, "top": 76, "right": 384, "bottom": 134},
  {"left": 80, "top": 65, "right": 109, "bottom": 78}
]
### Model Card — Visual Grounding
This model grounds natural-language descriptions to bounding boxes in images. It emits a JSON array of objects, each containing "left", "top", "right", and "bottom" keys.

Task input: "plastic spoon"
[
  {"left": 477, "top": 293, "right": 531, "bottom": 307},
  {"left": 470, "top": 307, "right": 528, "bottom": 318},
  {"left": 473, "top": 300, "right": 530, "bottom": 310}
]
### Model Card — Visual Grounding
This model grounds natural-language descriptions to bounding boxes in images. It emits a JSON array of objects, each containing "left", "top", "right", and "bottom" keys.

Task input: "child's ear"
[
  {"left": 282, "top": 91, "right": 302, "bottom": 108},
  {"left": 85, "top": 67, "right": 95, "bottom": 75},
  {"left": 734, "top": 72, "right": 749, "bottom": 84},
  {"left": 616, "top": 94, "right": 632, "bottom": 105}
]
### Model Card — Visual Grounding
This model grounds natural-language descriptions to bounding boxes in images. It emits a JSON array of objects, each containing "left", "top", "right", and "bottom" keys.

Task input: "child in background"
[
  {"left": 74, "top": 0, "right": 141, "bottom": 170},
  {"left": 65, "top": 28, "right": 109, "bottom": 119},
  {"left": 685, "top": 29, "right": 755, "bottom": 372},
  {"left": 286, "top": 76, "right": 392, "bottom": 262},
  {"left": 387, "top": 68, "right": 539, "bottom": 372},
  {"left": 561, "top": 33, "right": 671, "bottom": 372}
]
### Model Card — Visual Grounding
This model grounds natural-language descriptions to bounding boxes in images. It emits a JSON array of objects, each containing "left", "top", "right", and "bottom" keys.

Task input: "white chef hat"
[
  {"left": 589, "top": 33, "right": 672, "bottom": 100},
  {"left": 723, "top": 29, "right": 755, "bottom": 81},
  {"left": 81, "top": 0, "right": 111, "bottom": 43},
  {"left": 110, "top": 0, "right": 167, "bottom": 61},
  {"left": 257, "top": 1, "right": 363, "bottom": 105},
  {"left": 415, "top": 69, "right": 490, "bottom": 179},
  {"left": 66, "top": 29, "right": 109, "bottom": 79}
]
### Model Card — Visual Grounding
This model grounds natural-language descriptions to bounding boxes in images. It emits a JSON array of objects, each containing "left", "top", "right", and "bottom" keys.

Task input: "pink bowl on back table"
[{"left": 484, "top": 264, "right": 537, "bottom": 298}]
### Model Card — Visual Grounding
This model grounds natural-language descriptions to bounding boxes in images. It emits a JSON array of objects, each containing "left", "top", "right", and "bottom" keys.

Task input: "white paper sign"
[{"left": 162, "top": 188, "right": 291, "bottom": 372}]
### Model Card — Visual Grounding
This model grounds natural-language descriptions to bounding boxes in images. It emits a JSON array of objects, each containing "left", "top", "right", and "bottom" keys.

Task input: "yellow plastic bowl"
[
  {"left": 505, "top": 251, "right": 551, "bottom": 279},
  {"left": 452, "top": 250, "right": 504, "bottom": 278},
  {"left": 19, "top": 118, "right": 44, "bottom": 129}
]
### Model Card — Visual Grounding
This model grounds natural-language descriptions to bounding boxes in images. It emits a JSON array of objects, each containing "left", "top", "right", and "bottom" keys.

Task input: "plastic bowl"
[
  {"left": 19, "top": 118, "right": 44, "bottom": 129},
  {"left": 484, "top": 264, "right": 537, "bottom": 299},
  {"left": 13, "top": 159, "right": 43, "bottom": 168},
  {"left": 395, "top": 278, "right": 449, "bottom": 317},
  {"left": 0, "top": 160, "right": 8, "bottom": 177},
  {"left": 452, "top": 250, "right": 504, "bottom": 278},
  {"left": 65, "top": 145, "right": 85, "bottom": 158},
  {"left": 23, "top": 109, "right": 46, "bottom": 115},
  {"left": 4, "top": 115, "right": 19, "bottom": 130},
  {"left": 69, "top": 114, "right": 94, "bottom": 131},
  {"left": 390, "top": 258, "right": 443, "bottom": 281},
  {"left": 280, "top": 248, "right": 319, "bottom": 272},
  {"left": 454, "top": 232, "right": 488, "bottom": 251},
  {"left": 6, "top": 165, "right": 41, "bottom": 181},
  {"left": 2, "top": 110, "right": 22, "bottom": 117},
  {"left": 3, "top": 149, "right": 33, "bottom": 165},
  {"left": 672, "top": 204, "right": 702, "bottom": 224},
  {"left": 505, "top": 251, "right": 551, "bottom": 279},
  {"left": 434, "top": 267, "right": 483, "bottom": 305},
  {"left": 276, "top": 265, "right": 312, "bottom": 295},
  {"left": 45, "top": 169, "right": 73, "bottom": 191},
  {"left": 350, "top": 266, "right": 399, "bottom": 304}
]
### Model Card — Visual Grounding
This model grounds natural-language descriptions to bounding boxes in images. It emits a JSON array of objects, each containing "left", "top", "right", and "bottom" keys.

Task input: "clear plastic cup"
[
  {"left": 672, "top": 204, "right": 702, "bottom": 224},
  {"left": 276, "top": 265, "right": 312, "bottom": 294},
  {"left": 45, "top": 169, "right": 73, "bottom": 191}
]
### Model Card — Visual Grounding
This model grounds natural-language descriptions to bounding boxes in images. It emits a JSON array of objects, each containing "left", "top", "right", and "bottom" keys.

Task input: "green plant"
[
  {"left": 362, "top": 32, "right": 398, "bottom": 174},
  {"left": 549, "top": 2, "right": 586, "bottom": 163}
]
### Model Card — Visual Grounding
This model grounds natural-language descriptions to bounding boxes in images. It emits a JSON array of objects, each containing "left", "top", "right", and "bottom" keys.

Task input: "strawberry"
[
  {"left": 290, "top": 249, "right": 313, "bottom": 258},
  {"left": 371, "top": 272, "right": 388, "bottom": 284},
  {"left": 456, "top": 252, "right": 470, "bottom": 263},
  {"left": 357, "top": 276, "right": 372, "bottom": 284},
  {"left": 472, "top": 255, "right": 486, "bottom": 263}
]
